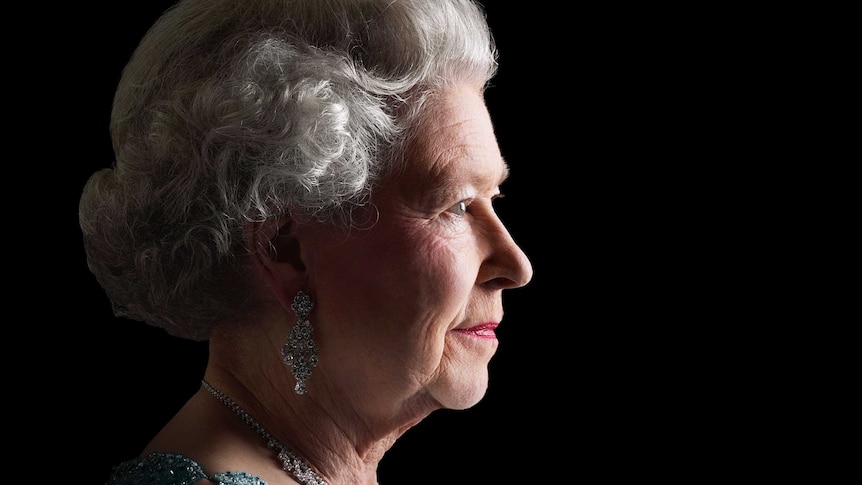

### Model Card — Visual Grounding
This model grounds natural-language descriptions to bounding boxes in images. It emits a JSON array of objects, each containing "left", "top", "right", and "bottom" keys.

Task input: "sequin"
[{"left": 106, "top": 451, "right": 270, "bottom": 485}]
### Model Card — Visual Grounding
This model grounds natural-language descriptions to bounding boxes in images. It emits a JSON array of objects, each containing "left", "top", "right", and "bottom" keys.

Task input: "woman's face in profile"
[{"left": 299, "top": 83, "right": 532, "bottom": 419}]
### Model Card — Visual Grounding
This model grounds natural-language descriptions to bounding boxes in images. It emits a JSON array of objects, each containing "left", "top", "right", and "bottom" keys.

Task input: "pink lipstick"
[{"left": 453, "top": 322, "right": 499, "bottom": 339}]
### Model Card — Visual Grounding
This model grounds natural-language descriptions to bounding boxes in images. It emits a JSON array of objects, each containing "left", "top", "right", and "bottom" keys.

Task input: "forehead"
[{"left": 394, "top": 85, "right": 508, "bottom": 197}]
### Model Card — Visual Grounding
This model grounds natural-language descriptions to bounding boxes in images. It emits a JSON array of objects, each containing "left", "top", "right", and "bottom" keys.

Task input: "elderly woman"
[{"left": 80, "top": 0, "right": 533, "bottom": 483}]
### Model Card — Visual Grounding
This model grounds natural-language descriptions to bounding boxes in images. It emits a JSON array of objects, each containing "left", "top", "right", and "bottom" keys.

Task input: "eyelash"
[{"left": 446, "top": 193, "right": 505, "bottom": 217}]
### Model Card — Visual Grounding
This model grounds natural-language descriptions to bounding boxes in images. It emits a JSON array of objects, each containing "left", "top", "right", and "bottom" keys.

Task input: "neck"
[
  {"left": 202, "top": 378, "right": 329, "bottom": 484},
  {"left": 205, "top": 326, "right": 387, "bottom": 484},
  {"left": 202, "top": 370, "right": 377, "bottom": 485}
]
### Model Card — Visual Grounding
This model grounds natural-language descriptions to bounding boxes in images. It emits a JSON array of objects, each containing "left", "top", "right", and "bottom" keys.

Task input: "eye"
[{"left": 447, "top": 200, "right": 468, "bottom": 216}]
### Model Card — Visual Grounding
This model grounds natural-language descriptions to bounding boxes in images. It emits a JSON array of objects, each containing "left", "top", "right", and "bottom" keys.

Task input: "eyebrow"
[
  {"left": 475, "top": 157, "right": 509, "bottom": 191},
  {"left": 498, "top": 158, "right": 511, "bottom": 185},
  {"left": 467, "top": 157, "right": 510, "bottom": 190},
  {"left": 462, "top": 157, "right": 510, "bottom": 198},
  {"left": 421, "top": 156, "right": 510, "bottom": 207}
]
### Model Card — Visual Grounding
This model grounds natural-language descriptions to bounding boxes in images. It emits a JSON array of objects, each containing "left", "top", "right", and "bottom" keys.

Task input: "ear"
[{"left": 246, "top": 216, "right": 307, "bottom": 311}]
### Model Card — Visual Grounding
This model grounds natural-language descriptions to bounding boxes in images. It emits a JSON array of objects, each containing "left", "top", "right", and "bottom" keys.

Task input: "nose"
[{"left": 480, "top": 218, "right": 534, "bottom": 290}]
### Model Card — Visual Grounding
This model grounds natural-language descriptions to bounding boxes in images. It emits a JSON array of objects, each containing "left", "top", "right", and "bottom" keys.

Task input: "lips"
[{"left": 453, "top": 322, "right": 499, "bottom": 338}]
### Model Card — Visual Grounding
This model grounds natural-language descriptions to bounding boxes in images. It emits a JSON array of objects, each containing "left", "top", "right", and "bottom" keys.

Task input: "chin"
[
  {"left": 433, "top": 369, "right": 491, "bottom": 410},
  {"left": 448, "top": 390, "right": 488, "bottom": 410}
]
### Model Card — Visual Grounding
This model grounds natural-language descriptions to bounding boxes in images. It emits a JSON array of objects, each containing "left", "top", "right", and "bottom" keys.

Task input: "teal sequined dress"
[{"left": 107, "top": 451, "right": 270, "bottom": 485}]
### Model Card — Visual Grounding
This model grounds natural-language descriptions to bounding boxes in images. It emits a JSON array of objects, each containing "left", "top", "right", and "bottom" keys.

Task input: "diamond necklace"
[{"left": 201, "top": 379, "right": 328, "bottom": 485}]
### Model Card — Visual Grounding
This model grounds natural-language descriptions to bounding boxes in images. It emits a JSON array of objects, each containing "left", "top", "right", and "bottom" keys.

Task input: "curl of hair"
[{"left": 79, "top": 0, "right": 498, "bottom": 340}]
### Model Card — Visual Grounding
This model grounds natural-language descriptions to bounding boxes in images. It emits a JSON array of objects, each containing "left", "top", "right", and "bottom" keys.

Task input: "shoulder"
[{"left": 106, "top": 451, "right": 270, "bottom": 485}]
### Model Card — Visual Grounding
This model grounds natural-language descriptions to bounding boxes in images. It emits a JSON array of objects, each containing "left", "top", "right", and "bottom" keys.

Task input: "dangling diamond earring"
[{"left": 281, "top": 290, "right": 319, "bottom": 395}]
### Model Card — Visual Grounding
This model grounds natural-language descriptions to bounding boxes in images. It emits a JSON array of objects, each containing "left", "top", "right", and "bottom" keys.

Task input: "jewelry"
[
  {"left": 281, "top": 290, "right": 319, "bottom": 395},
  {"left": 201, "top": 379, "right": 328, "bottom": 485}
]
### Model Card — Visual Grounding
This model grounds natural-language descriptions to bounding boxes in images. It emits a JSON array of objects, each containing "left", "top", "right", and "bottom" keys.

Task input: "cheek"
[
  {"left": 396, "top": 227, "right": 475, "bottom": 305},
  {"left": 314, "top": 218, "right": 476, "bottom": 332},
  {"left": 313, "top": 223, "right": 465, "bottom": 333}
]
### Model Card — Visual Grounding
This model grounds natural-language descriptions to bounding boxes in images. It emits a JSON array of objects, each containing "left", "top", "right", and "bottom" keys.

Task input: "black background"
[{"left": 41, "top": 1, "right": 752, "bottom": 483}]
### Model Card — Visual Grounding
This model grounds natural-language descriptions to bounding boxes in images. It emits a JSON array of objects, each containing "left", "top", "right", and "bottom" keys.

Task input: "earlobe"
[{"left": 247, "top": 217, "right": 307, "bottom": 310}]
